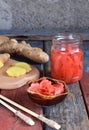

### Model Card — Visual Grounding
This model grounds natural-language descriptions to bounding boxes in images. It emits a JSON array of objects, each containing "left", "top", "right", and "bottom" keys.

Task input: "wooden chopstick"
[
  {"left": 0, "top": 94, "right": 61, "bottom": 130},
  {"left": 0, "top": 99, "right": 35, "bottom": 126}
]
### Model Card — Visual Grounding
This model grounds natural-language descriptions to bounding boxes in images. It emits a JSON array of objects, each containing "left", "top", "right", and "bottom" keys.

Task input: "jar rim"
[{"left": 53, "top": 33, "right": 81, "bottom": 43}]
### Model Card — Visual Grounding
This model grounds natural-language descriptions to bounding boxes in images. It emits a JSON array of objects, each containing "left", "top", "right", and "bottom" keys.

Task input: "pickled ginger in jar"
[{"left": 51, "top": 33, "right": 83, "bottom": 84}]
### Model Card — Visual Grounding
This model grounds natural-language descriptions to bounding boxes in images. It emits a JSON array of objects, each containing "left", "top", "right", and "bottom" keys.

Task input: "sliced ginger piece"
[
  {"left": 14, "top": 62, "right": 32, "bottom": 72},
  {"left": 6, "top": 66, "right": 26, "bottom": 77},
  {"left": 0, "top": 60, "right": 4, "bottom": 68}
]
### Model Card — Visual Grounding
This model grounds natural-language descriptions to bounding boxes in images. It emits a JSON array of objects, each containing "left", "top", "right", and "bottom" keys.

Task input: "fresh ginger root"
[
  {"left": 0, "top": 38, "right": 49, "bottom": 63},
  {"left": 6, "top": 66, "right": 26, "bottom": 77},
  {"left": 0, "top": 53, "right": 10, "bottom": 68},
  {"left": 0, "top": 36, "right": 9, "bottom": 45},
  {"left": 14, "top": 62, "right": 32, "bottom": 72}
]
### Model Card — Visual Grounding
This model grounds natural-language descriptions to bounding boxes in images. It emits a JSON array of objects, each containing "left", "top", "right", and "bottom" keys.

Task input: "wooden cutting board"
[
  {"left": 0, "top": 84, "right": 43, "bottom": 130},
  {"left": 0, "top": 59, "right": 40, "bottom": 89},
  {"left": 0, "top": 59, "right": 43, "bottom": 130}
]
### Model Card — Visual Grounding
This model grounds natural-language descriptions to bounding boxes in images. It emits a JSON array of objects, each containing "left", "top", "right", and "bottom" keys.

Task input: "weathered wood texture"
[
  {"left": 44, "top": 40, "right": 89, "bottom": 130},
  {"left": 3, "top": 33, "right": 89, "bottom": 41},
  {"left": 0, "top": 32, "right": 89, "bottom": 130},
  {"left": 80, "top": 72, "right": 89, "bottom": 116},
  {"left": 0, "top": 41, "right": 43, "bottom": 130},
  {"left": 0, "top": 85, "right": 43, "bottom": 130},
  {"left": 45, "top": 83, "right": 89, "bottom": 130}
]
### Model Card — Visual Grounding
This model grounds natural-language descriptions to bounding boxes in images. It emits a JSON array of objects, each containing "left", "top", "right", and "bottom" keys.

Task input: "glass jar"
[{"left": 51, "top": 33, "right": 83, "bottom": 84}]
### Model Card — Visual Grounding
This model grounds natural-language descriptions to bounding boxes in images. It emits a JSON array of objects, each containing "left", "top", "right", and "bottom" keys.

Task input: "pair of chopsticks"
[{"left": 0, "top": 94, "right": 61, "bottom": 130}]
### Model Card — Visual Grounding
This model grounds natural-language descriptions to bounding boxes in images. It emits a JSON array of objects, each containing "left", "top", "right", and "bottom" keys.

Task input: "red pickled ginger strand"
[
  {"left": 29, "top": 78, "right": 65, "bottom": 96},
  {"left": 52, "top": 47, "right": 83, "bottom": 83}
]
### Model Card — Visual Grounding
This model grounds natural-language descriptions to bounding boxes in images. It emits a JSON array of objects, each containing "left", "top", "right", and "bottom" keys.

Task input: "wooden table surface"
[{"left": 0, "top": 30, "right": 89, "bottom": 130}]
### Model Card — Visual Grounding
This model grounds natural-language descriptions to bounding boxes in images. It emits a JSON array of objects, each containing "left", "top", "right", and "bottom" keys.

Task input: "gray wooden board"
[
  {"left": 1, "top": 29, "right": 89, "bottom": 40},
  {"left": 82, "top": 41, "right": 89, "bottom": 72},
  {"left": 44, "top": 41, "right": 89, "bottom": 130},
  {"left": 44, "top": 82, "right": 89, "bottom": 130},
  {"left": 0, "top": 30, "right": 89, "bottom": 130}
]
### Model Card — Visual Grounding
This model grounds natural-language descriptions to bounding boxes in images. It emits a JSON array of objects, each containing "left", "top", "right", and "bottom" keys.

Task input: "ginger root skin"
[
  {"left": 0, "top": 39, "right": 49, "bottom": 63},
  {"left": 0, "top": 53, "right": 10, "bottom": 68},
  {"left": 0, "top": 53, "right": 10, "bottom": 64},
  {"left": 0, "top": 36, "right": 9, "bottom": 45}
]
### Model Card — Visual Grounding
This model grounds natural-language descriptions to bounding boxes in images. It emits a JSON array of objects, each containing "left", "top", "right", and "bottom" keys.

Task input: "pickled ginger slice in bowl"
[{"left": 27, "top": 77, "right": 69, "bottom": 106}]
